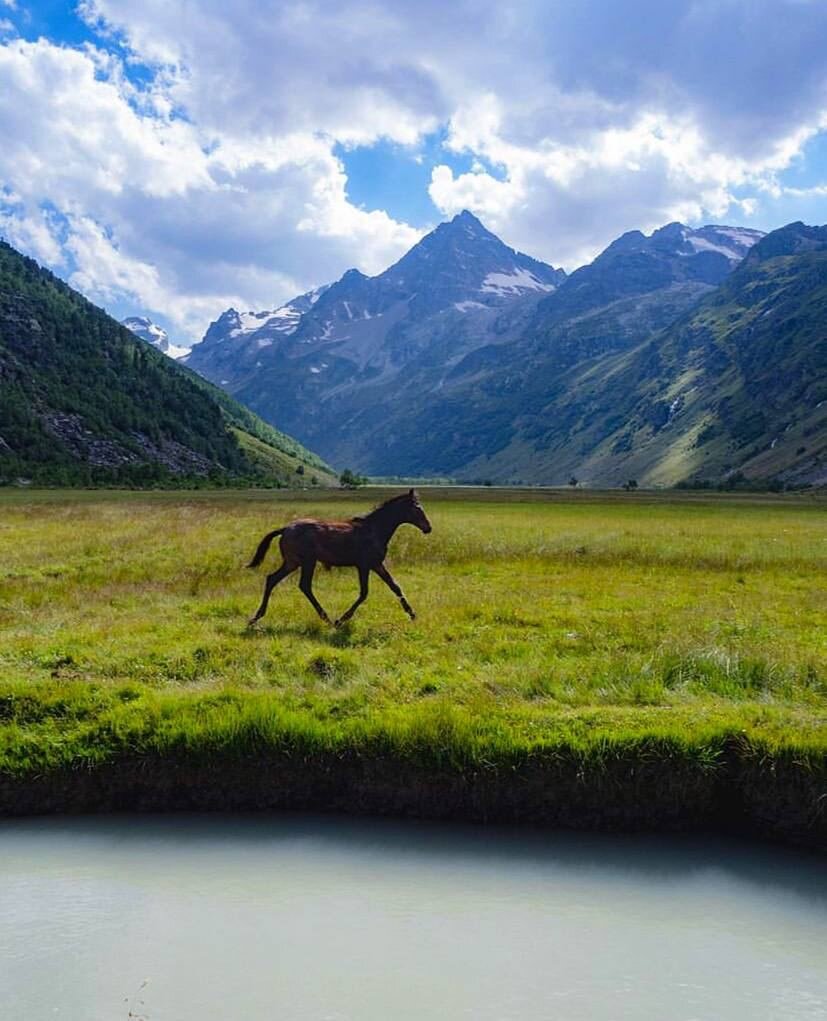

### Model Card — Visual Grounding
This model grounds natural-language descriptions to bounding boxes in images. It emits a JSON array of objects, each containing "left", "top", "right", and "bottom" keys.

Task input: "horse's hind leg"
[
  {"left": 299, "top": 560, "right": 332, "bottom": 625},
  {"left": 335, "top": 565, "right": 370, "bottom": 627},
  {"left": 248, "top": 562, "right": 296, "bottom": 626}
]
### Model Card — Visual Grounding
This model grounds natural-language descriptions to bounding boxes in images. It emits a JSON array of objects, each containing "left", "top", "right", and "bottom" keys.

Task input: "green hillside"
[
  {"left": 460, "top": 223, "right": 827, "bottom": 488},
  {"left": 0, "top": 240, "right": 335, "bottom": 487}
]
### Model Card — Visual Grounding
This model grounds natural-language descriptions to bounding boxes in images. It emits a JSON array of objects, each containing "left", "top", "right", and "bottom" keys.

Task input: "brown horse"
[{"left": 246, "top": 489, "right": 432, "bottom": 627}]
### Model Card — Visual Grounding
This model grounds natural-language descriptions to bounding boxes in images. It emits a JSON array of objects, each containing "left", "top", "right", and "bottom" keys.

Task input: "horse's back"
[{"left": 280, "top": 517, "right": 366, "bottom": 566}]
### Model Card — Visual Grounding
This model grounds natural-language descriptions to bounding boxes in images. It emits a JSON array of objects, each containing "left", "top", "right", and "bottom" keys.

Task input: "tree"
[
  {"left": 568, "top": 475, "right": 579, "bottom": 487},
  {"left": 339, "top": 467, "right": 366, "bottom": 488},
  {"left": 623, "top": 479, "right": 638, "bottom": 491},
  {"left": 295, "top": 464, "right": 305, "bottom": 475}
]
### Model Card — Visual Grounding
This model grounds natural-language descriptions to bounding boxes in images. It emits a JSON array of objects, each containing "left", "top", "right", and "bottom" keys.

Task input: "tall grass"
[{"left": 0, "top": 488, "right": 824, "bottom": 830}]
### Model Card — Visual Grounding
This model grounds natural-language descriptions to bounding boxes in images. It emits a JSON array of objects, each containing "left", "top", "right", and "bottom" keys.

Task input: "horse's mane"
[{"left": 351, "top": 491, "right": 411, "bottom": 524}]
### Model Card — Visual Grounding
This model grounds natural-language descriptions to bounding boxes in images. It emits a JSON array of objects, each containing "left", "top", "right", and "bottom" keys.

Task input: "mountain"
[
  {"left": 527, "top": 222, "right": 763, "bottom": 340},
  {"left": 122, "top": 315, "right": 190, "bottom": 360},
  {"left": 188, "top": 213, "right": 772, "bottom": 481},
  {"left": 0, "top": 240, "right": 335, "bottom": 486},
  {"left": 186, "top": 210, "right": 566, "bottom": 463},
  {"left": 571, "top": 221, "right": 827, "bottom": 487},
  {"left": 182, "top": 213, "right": 824, "bottom": 488},
  {"left": 368, "top": 220, "right": 768, "bottom": 480},
  {"left": 442, "top": 222, "right": 826, "bottom": 487},
  {"left": 183, "top": 283, "right": 331, "bottom": 389}
]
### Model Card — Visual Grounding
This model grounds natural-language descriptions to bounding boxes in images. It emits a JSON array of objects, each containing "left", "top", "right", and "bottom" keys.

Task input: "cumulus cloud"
[
  {"left": 421, "top": 1, "right": 827, "bottom": 266},
  {"left": 0, "top": 35, "right": 421, "bottom": 338},
  {"left": 0, "top": 0, "right": 826, "bottom": 334},
  {"left": 429, "top": 104, "right": 815, "bottom": 268}
]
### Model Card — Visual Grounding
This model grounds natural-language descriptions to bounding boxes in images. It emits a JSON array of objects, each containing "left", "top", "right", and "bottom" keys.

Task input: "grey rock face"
[
  {"left": 185, "top": 213, "right": 769, "bottom": 480},
  {"left": 186, "top": 211, "right": 566, "bottom": 458}
]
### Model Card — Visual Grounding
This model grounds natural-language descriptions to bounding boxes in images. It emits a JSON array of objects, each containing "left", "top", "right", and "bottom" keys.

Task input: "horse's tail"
[{"left": 246, "top": 528, "right": 285, "bottom": 568}]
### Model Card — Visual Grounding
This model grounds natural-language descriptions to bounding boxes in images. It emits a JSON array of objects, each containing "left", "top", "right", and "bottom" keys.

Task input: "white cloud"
[
  {"left": 0, "top": 203, "right": 63, "bottom": 265},
  {"left": 782, "top": 184, "right": 827, "bottom": 198},
  {"left": 0, "top": 36, "right": 421, "bottom": 338},
  {"left": 429, "top": 105, "right": 826, "bottom": 268},
  {"left": 78, "top": 0, "right": 447, "bottom": 146},
  {"left": 1, "top": 0, "right": 826, "bottom": 335}
]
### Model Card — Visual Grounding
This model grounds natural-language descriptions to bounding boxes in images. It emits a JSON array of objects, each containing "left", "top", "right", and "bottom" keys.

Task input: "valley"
[{"left": 184, "top": 213, "right": 826, "bottom": 488}]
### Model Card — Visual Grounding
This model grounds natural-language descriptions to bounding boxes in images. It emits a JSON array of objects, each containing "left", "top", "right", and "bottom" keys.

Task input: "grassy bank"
[{"left": 1, "top": 488, "right": 825, "bottom": 847}]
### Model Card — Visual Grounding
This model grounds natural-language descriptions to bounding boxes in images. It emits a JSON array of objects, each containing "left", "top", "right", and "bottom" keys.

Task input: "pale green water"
[{"left": 1, "top": 815, "right": 825, "bottom": 1020}]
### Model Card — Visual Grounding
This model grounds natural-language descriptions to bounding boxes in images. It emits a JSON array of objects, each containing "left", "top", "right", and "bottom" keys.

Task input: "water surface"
[{"left": 2, "top": 814, "right": 826, "bottom": 1020}]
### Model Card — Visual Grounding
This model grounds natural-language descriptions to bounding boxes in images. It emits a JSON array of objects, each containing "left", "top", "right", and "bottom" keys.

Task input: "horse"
[{"left": 246, "top": 489, "right": 432, "bottom": 627}]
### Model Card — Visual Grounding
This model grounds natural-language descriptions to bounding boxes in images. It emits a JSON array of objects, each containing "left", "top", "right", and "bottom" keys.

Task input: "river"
[{"left": 2, "top": 814, "right": 825, "bottom": 1020}]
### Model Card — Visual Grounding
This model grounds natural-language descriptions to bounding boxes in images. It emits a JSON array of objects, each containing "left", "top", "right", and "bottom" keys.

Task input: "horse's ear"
[{"left": 409, "top": 488, "right": 416, "bottom": 498}]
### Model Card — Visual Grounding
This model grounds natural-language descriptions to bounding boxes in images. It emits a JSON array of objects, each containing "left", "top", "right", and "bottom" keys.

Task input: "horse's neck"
[{"left": 364, "top": 504, "right": 403, "bottom": 546}]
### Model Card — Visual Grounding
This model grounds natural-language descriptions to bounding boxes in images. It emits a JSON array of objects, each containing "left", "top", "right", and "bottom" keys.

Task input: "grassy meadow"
[{"left": 0, "top": 486, "right": 825, "bottom": 838}]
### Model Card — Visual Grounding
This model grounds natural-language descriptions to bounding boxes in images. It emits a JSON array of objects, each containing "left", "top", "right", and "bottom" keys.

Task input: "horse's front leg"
[
  {"left": 335, "top": 565, "right": 370, "bottom": 627},
  {"left": 373, "top": 562, "right": 416, "bottom": 620}
]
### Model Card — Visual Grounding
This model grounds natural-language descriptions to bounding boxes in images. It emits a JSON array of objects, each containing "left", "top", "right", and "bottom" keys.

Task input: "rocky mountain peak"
[
  {"left": 444, "top": 208, "right": 492, "bottom": 238},
  {"left": 122, "top": 315, "right": 189, "bottom": 360},
  {"left": 376, "top": 210, "right": 565, "bottom": 306},
  {"left": 187, "top": 211, "right": 568, "bottom": 394},
  {"left": 340, "top": 268, "right": 368, "bottom": 283},
  {"left": 606, "top": 222, "right": 764, "bottom": 264},
  {"left": 745, "top": 221, "right": 827, "bottom": 262},
  {"left": 454, "top": 208, "right": 483, "bottom": 224}
]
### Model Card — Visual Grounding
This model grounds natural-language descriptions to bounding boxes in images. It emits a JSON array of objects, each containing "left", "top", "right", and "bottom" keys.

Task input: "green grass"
[
  {"left": 230, "top": 427, "right": 337, "bottom": 485},
  {"left": 0, "top": 487, "right": 825, "bottom": 832}
]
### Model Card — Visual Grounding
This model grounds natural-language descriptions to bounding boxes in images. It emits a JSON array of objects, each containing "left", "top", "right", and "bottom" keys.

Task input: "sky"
[{"left": 0, "top": 1, "right": 826, "bottom": 345}]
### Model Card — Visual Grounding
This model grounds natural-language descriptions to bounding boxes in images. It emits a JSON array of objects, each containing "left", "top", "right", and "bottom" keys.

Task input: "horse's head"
[{"left": 406, "top": 488, "right": 432, "bottom": 534}]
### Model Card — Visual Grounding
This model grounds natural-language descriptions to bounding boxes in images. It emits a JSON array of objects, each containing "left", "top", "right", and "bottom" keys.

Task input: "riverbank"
[
  {"left": 1, "top": 692, "right": 825, "bottom": 850},
  {"left": 1, "top": 489, "right": 824, "bottom": 849}
]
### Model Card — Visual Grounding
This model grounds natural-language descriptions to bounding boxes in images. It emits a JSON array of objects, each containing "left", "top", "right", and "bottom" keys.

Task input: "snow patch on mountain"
[
  {"left": 683, "top": 235, "right": 742, "bottom": 259},
  {"left": 679, "top": 225, "right": 764, "bottom": 262},
  {"left": 480, "top": 267, "right": 557, "bottom": 295},
  {"left": 228, "top": 304, "right": 306, "bottom": 337},
  {"left": 714, "top": 227, "right": 764, "bottom": 247},
  {"left": 122, "top": 316, "right": 190, "bottom": 360},
  {"left": 229, "top": 310, "right": 270, "bottom": 336}
]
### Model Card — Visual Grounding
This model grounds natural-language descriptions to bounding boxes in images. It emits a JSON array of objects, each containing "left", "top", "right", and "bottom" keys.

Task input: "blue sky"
[
  {"left": 335, "top": 135, "right": 503, "bottom": 228},
  {"left": 0, "top": 0, "right": 826, "bottom": 344}
]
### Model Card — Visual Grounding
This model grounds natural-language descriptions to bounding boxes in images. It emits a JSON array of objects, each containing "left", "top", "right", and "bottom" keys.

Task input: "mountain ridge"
[
  {"left": 456, "top": 221, "right": 827, "bottom": 487},
  {"left": 185, "top": 210, "right": 569, "bottom": 463},
  {"left": 186, "top": 212, "right": 788, "bottom": 485},
  {"left": 187, "top": 210, "right": 566, "bottom": 382},
  {"left": 0, "top": 240, "right": 334, "bottom": 486}
]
